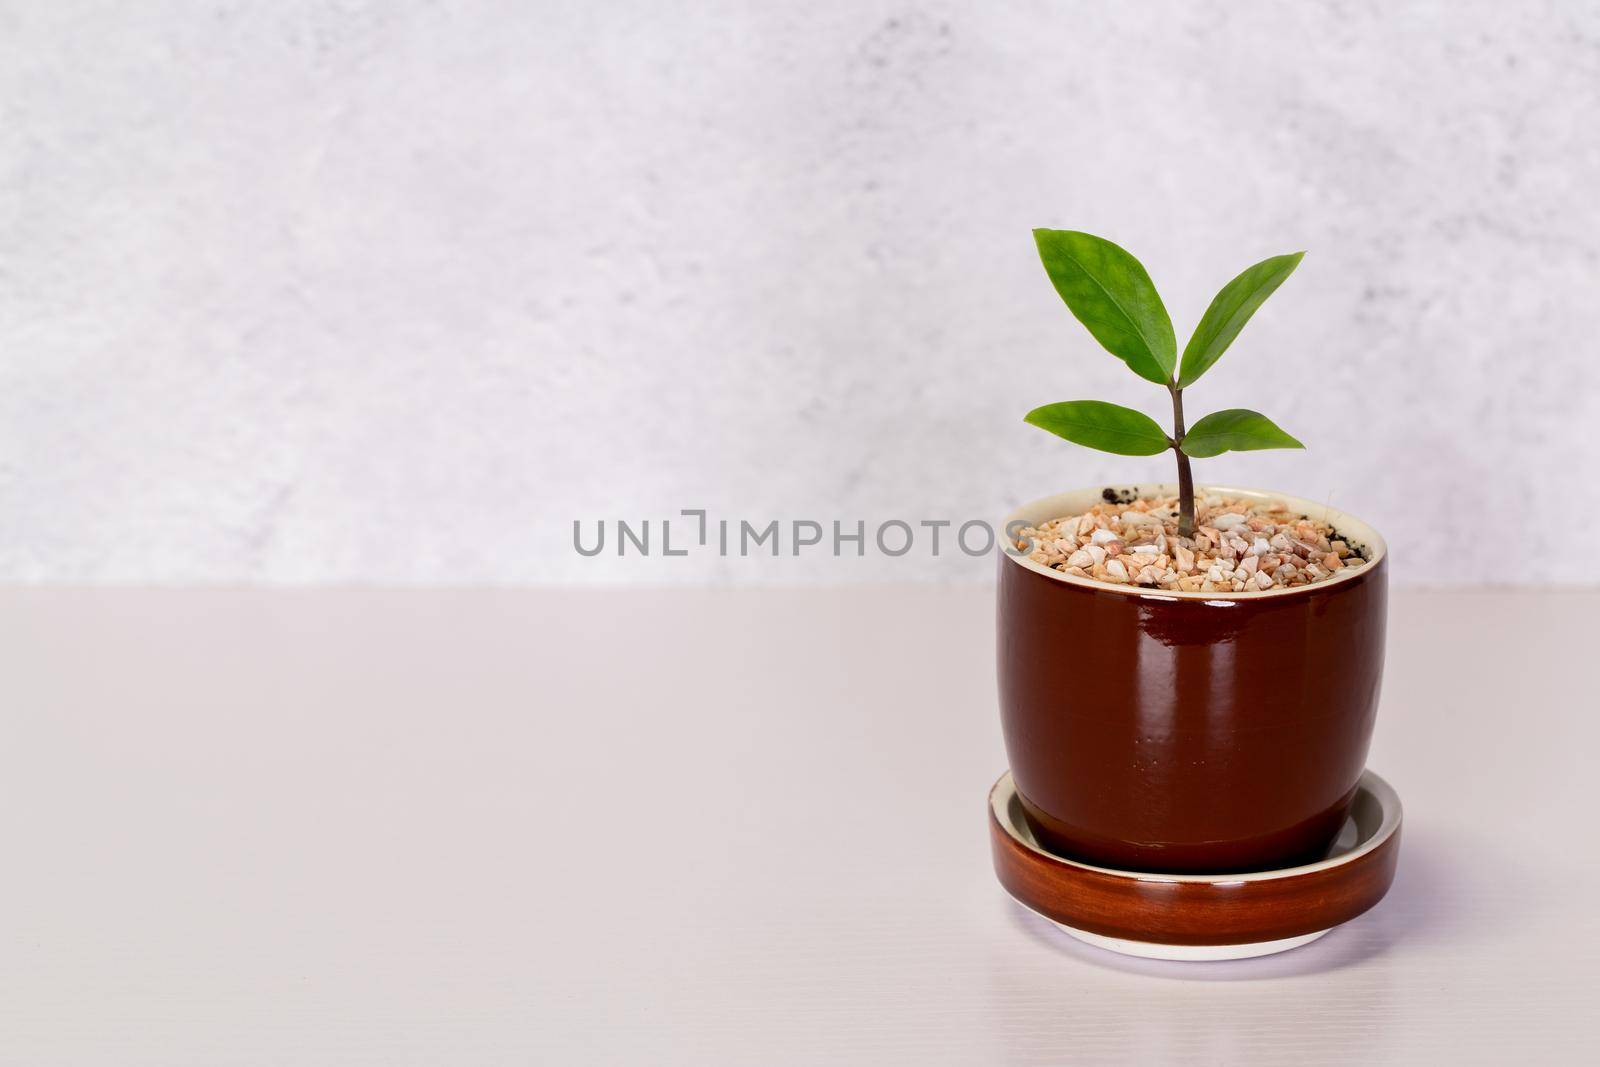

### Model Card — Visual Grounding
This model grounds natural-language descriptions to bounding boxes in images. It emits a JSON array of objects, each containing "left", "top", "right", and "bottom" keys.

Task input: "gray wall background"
[{"left": 3, "top": 1, "right": 1597, "bottom": 585}]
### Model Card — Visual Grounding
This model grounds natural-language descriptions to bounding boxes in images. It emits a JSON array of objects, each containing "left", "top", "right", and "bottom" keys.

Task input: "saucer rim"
[
  {"left": 1053, "top": 921, "right": 1330, "bottom": 961},
  {"left": 990, "top": 768, "right": 1402, "bottom": 884}
]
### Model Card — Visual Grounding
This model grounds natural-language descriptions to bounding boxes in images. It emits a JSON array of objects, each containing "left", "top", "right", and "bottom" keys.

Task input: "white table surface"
[{"left": 2, "top": 587, "right": 1595, "bottom": 1065}]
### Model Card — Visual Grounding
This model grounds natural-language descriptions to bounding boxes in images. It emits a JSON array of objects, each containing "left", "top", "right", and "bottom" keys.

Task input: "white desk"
[{"left": 1, "top": 588, "right": 1593, "bottom": 1064}]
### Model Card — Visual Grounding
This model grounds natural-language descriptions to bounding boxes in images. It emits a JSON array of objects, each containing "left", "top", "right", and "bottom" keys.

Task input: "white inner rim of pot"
[
  {"left": 1002, "top": 484, "right": 1388, "bottom": 601},
  {"left": 991, "top": 768, "right": 1403, "bottom": 884}
]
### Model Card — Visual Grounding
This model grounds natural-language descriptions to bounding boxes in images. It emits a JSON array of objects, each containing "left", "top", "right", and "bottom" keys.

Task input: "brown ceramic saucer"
[{"left": 990, "top": 768, "right": 1402, "bottom": 960}]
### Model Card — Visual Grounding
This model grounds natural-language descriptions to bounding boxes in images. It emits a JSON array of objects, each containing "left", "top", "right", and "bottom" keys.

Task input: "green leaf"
[
  {"left": 1033, "top": 229, "right": 1176, "bottom": 385},
  {"left": 1180, "top": 409, "right": 1304, "bottom": 458},
  {"left": 1024, "top": 400, "right": 1172, "bottom": 456},
  {"left": 1178, "top": 251, "right": 1303, "bottom": 387}
]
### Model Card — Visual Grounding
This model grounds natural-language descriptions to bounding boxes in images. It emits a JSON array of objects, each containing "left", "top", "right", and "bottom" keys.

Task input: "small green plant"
[{"left": 1025, "top": 230, "right": 1305, "bottom": 537}]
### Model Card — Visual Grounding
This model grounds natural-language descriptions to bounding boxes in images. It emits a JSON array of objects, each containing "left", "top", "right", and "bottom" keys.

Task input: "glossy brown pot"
[{"left": 997, "top": 485, "right": 1388, "bottom": 874}]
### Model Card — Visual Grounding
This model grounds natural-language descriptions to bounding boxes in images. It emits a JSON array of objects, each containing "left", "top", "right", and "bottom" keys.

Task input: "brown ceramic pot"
[{"left": 998, "top": 485, "right": 1388, "bottom": 875}]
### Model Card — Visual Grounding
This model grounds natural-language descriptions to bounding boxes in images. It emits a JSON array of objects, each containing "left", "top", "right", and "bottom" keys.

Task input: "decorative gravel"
[{"left": 1016, "top": 493, "right": 1368, "bottom": 593}]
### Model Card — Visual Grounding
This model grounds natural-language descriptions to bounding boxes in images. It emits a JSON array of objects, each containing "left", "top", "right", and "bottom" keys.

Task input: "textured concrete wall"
[{"left": 3, "top": 1, "right": 1597, "bottom": 584}]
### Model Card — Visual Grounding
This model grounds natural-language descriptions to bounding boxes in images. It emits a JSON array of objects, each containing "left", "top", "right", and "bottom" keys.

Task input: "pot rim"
[{"left": 1002, "top": 483, "right": 1387, "bottom": 601}]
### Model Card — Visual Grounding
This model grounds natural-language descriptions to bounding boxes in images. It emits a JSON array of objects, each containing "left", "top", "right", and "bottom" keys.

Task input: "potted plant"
[{"left": 998, "top": 230, "right": 1388, "bottom": 874}]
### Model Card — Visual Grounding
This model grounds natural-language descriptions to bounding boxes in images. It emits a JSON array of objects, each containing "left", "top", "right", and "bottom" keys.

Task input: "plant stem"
[{"left": 1169, "top": 384, "right": 1195, "bottom": 537}]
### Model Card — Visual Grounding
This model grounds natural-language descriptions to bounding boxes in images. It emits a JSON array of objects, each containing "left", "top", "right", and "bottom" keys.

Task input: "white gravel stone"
[{"left": 1019, "top": 494, "right": 1368, "bottom": 594}]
